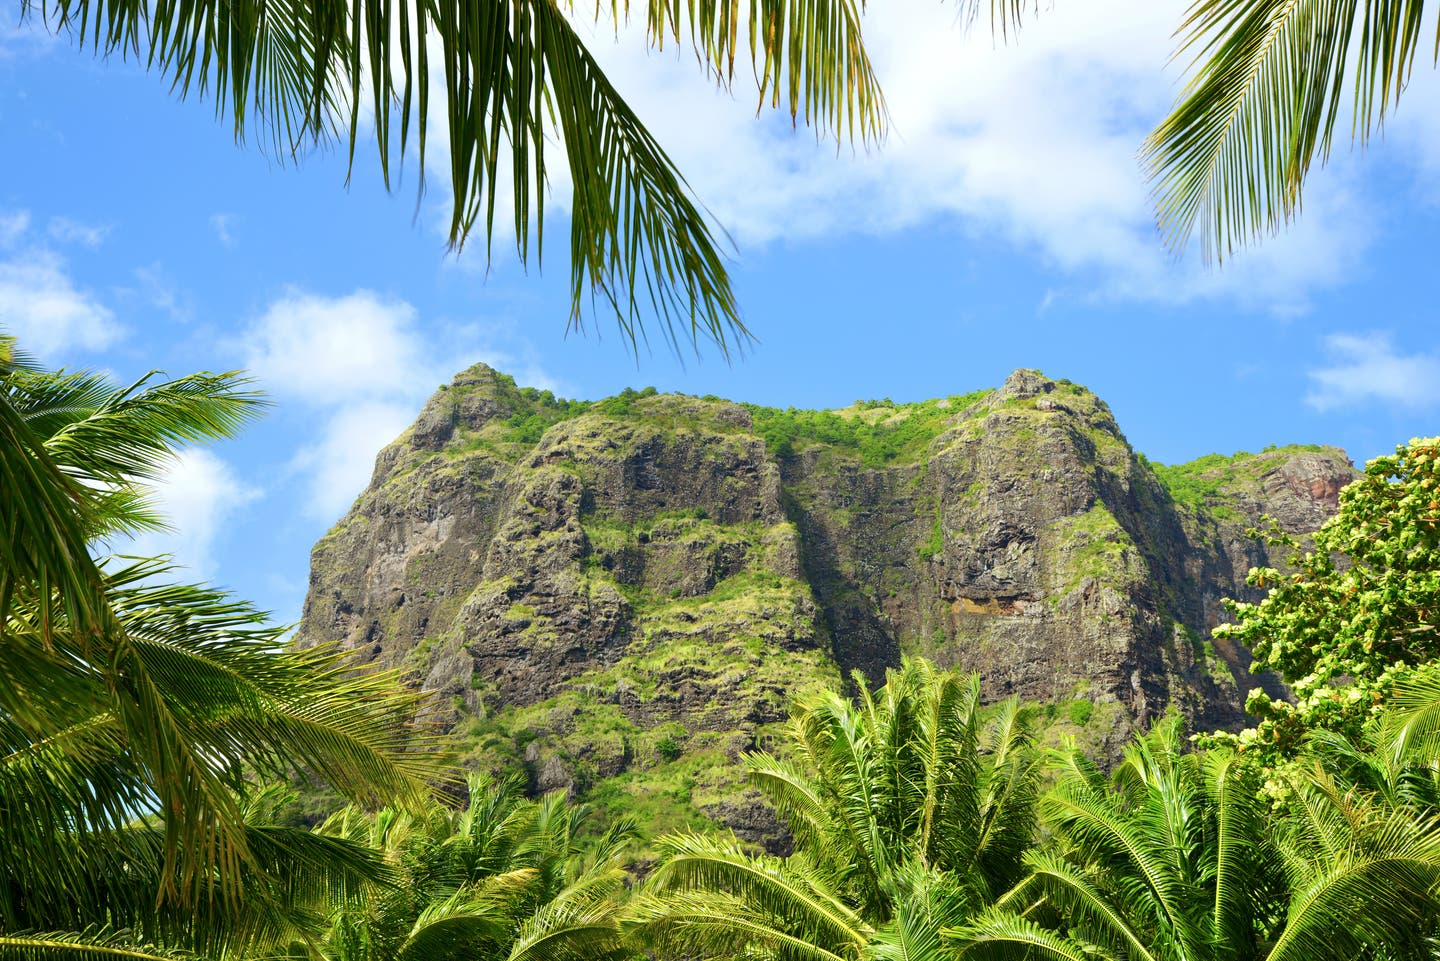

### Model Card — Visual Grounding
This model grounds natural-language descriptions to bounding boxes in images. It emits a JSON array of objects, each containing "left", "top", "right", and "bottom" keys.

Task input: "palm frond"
[
  {"left": 1271, "top": 770, "right": 1440, "bottom": 961},
  {"left": 636, "top": 0, "right": 884, "bottom": 143},
  {"left": 0, "top": 931, "right": 190, "bottom": 961},
  {"left": 627, "top": 890, "right": 860, "bottom": 961},
  {"left": 647, "top": 830, "right": 868, "bottom": 953},
  {"left": 0, "top": 391, "right": 106, "bottom": 642},
  {"left": 1011, "top": 852, "right": 1156, "bottom": 961},
  {"left": 1380, "top": 665, "right": 1440, "bottom": 766},
  {"left": 948, "top": 909, "right": 1115, "bottom": 961},
  {"left": 1145, "top": 0, "right": 1429, "bottom": 258}
]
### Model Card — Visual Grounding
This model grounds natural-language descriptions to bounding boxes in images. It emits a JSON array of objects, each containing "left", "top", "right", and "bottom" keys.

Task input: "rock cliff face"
[{"left": 296, "top": 365, "right": 1355, "bottom": 844}]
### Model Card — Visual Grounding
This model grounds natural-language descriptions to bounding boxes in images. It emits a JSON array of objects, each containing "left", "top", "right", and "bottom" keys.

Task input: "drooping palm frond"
[
  {"left": 1269, "top": 767, "right": 1440, "bottom": 961},
  {"left": 1, "top": 555, "right": 449, "bottom": 910},
  {"left": 16, "top": 0, "right": 828, "bottom": 354},
  {"left": 949, "top": 910, "right": 1112, "bottom": 961},
  {"left": 0, "top": 389, "right": 105, "bottom": 642},
  {"left": 627, "top": 889, "right": 861, "bottom": 961},
  {"left": 633, "top": 0, "right": 884, "bottom": 143},
  {"left": 0, "top": 929, "right": 193, "bottom": 961},
  {"left": 645, "top": 830, "right": 869, "bottom": 953},
  {"left": 1145, "top": 0, "right": 1430, "bottom": 259}
]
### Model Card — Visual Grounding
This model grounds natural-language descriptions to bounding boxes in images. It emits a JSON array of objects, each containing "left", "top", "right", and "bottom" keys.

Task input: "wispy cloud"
[
  {"left": 0, "top": 210, "right": 29, "bottom": 247},
  {"left": 242, "top": 289, "right": 555, "bottom": 520},
  {"left": 132, "top": 263, "right": 192, "bottom": 322},
  {"left": 48, "top": 216, "right": 109, "bottom": 247},
  {"left": 210, "top": 213, "right": 237, "bottom": 247},
  {"left": 0, "top": 247, "right": 122, "bottom": 357},
  {"left": 1306, "top": 332, "right": 1440, "bottom": 412},
  {"left": 125, "top": 449, "right": 263, "bottom": 580}
]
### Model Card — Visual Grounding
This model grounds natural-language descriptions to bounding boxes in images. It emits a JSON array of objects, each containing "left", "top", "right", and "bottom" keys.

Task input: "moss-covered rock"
[{"left": 296, "top": 364, "right": 1356, "bottom": 846}]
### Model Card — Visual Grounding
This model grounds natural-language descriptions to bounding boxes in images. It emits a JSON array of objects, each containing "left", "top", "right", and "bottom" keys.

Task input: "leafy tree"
[
  {"left": 954, "top": 717, "right": 1440, "bottom": 961},
  {"left": 1213, "top": 437, "right": 1440, "bottom": 757},
  {"left": 0, "top": 339, "right": 449, "bottom": 956},
  {"left": 1146, "top": 0, "right": 1438, "bottom": 258},
  {"left": 631, "top": 659, "right": 1041, "bottom": 961},
  {"left": 307, "top": 774, "right": 637, "bottom": 961}
]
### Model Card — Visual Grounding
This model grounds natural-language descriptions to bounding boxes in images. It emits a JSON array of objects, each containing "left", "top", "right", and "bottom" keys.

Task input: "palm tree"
[
  {"left": 0, "top": 339, "right": 451, "bottom": 956},
  {"left": 17, "top": 0, "right": 892, "bottom": 354},
  {"left": 1144, "top": 0, "right": 1430, "bottom": 260},
  {"left": 631, "top": 659, "right": 1041, "bottom": 961},
  {"left": 954, "top": 716, "right": 1440, "bottom": 961},
  {"left": 306, "top": 774, "right": 637, "bottom": 961}
]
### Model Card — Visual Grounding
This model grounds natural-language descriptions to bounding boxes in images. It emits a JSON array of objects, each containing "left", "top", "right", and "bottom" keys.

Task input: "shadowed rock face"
[{"left": 297, "top": 365, "right": 1355, "bottom": 845}]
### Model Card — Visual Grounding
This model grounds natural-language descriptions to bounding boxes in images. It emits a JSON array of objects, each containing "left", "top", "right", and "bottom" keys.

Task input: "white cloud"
[
  {"left": 132, "top": 263, "right": 192, "bottom": 322},
  {"left": 1306, "top": 332, "right": 1440, "bottom": 411},
  {"left": 245, "top": 290, "right": 437, "bottom": 403},
  {"left": 211, "top": 213, "right": 237, "bottom": 247},
  {"left": 0, "top": 248, "right": 122, "bottom": 357},
  {"left": 48, "top": 216, "right": 109, "bottom": 247},
  {"left": 488, "top": 0, "right": 1372, "bottom": 312},
  {"left": 0, "top": 210, "right": 29, "bottom": 247},
  {"left": 291, "top": 401, "right": 421, "bottom": 519},
  {"left": 243, "top": 289, "right": 554, "bottom": 518},
  {"left": 127, "top": 449, "right": 263, "bottom": 580}
]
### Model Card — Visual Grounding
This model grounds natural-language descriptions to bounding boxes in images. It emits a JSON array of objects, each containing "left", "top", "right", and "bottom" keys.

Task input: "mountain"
[{"left": 296, "top": 365, "right": 1354, "bottom": 846}]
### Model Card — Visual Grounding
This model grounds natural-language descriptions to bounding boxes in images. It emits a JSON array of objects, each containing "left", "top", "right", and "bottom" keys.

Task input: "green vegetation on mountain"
[
  {"left": 743, "top": 391, "right": 993, "bottom": 466},
  {"left": 1144, "top": 444, "right": 1336, "bottom": 519},
  {"left": 300, "top": 363, "right": 1360, "bottom": 850}
]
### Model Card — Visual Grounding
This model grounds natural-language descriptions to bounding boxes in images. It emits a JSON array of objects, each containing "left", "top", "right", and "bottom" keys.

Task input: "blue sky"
[{"left": 2, "top": 0, "right": 1437, "bottom": 626}]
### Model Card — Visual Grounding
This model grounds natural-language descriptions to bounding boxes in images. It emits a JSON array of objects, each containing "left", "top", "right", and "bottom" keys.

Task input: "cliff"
[{"left": 296, "top": 365, "right": 1355, "bottom": 845}]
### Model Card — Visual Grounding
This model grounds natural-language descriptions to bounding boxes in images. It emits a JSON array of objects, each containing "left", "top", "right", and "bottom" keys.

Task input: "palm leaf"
[
  {"left": 948, "top": 909, "right": 1115, "bottom": 961},
  {"left": 647, "top": 831, "right": 868, "bottom": 953},
  {"left": 1145, "top": 0, "right": 1429, "bottom": 258}
]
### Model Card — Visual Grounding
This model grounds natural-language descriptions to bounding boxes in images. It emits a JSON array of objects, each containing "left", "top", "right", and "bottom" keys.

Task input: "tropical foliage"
[
  {"left": 1146, "top": 0, "right": 1437, "bottom": 258},
  {"left": 303, "top": 774, "right": 636, "bottom": 961},
  {"left": 8, "top": 328, "right": 1440, "bottom": 961},
  {"left": 0, "top": 342, "right": 448, "bottom": 958},
  {"left": 630, "top": 661, "right": 1041, "bottom": 961},
  {"left": 1214, "top": 437, "right": 1440, "bottom": 757},
  {"left": 955, "top": 717, "right": 1440, "bottom": 961}
]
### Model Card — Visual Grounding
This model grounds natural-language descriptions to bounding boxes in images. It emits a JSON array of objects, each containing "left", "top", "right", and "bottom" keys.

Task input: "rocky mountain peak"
[{"left": 298, "top": 367, "right": 1356, "bottom": 847}]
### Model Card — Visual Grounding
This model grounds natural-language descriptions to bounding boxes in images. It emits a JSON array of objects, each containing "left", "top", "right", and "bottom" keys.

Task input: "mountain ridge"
[{"left": 297, "top": 364, "right": 1355, "bottom": 845}]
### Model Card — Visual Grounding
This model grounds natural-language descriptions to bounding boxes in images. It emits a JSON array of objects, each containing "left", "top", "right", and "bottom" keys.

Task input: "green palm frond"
[
  {"left": 396, "top": 890, "right": 516, "bottom": 961},
  {"left": 0, "top": 930, "right": 191, "bottom": 961},
  {"left": 627, "top": 890, "right": 859, "bottom": 961},
  {"left": 0, "top": 391, "right": 106, "bottom": 641},
  {"left": 1381, "top": 666, "right": 1440, "bottom": 768},
  {"left": 866, "top": 862, "right": 978, "bottom": 961},
  {"left": 1271, "top": 771, "right": 1440, "bottom": 961},
  {"left": 647, "top": 831, "right": 869, "bottom": 952},
  {"left": 1007, "top": 852, "right": 1156, "bottom": 961},
  {"left": 14, "top": 0, "right": 756, "bottom": 353},
  {"left": 948, "top": 909, "right": 1114, "bottom": 961},
  {"left": 636, "top": 0, "right": 884, "bottom": 143},
  {"left": 1145, "top": 0, "right": 1429, "bottom": 259}
]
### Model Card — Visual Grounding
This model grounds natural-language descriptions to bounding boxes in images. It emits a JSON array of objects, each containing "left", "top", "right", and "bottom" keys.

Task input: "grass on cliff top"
[
  {"left": 742, "top": 390, "right": 993, "bottom": 466},
  {"left": 435, "top": 371, "right": 1002, "bottom": 471},
  {"left": 1140, "top": 444, "right": 1336, "bottom": 516}
]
